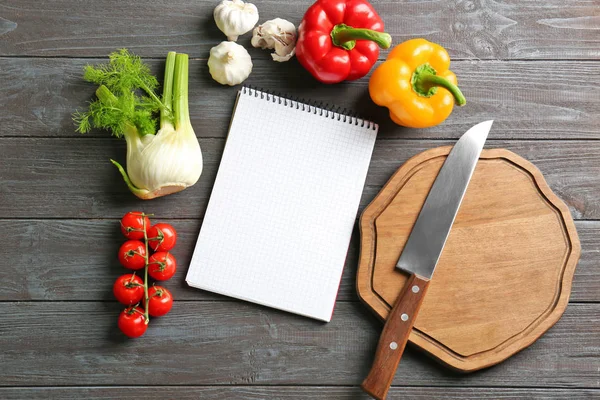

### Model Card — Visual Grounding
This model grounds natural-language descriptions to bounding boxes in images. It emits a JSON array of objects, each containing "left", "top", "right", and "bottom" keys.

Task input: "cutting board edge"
[{"left": 356, "top": 147, "right": 581, "bottom": 372}]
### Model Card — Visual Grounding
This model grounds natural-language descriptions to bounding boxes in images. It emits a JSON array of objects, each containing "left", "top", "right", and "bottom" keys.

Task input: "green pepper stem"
[
  {"left": 411, "top": 63, "right": 466, "bottom": 106},
  {"left": 330, "top": 23, "right": 392, "bottom": 51},
  {"left": 173, "top": 53, "right": 191, "bottom": 130},
  {"left": 421, "top": 74, "right": 466, "bottom": 106}
]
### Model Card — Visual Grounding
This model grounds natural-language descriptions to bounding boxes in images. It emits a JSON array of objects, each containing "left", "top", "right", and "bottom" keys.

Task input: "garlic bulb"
[
  {"left": 208, "top": 41, "right": 253, "bottom": 86},
  {"left": 251, "top": 18, "right": 297, "bottom": 62},
  {"left": 214, "top": 0, "right": 259, "bottom": 41}
]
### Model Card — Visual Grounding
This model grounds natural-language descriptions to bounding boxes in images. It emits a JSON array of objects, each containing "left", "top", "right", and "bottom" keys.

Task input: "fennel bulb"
[{"left": 74, "top": 50, "right": 203, "bottom": 200}]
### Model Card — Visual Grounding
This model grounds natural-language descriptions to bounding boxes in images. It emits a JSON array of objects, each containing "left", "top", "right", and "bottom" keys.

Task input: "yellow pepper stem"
[
  {"left": 330, "top": 24, "right": 392, "bottom": 51},
  {"left": 411, "top": 63, "right": 466, "bottom": 106}
]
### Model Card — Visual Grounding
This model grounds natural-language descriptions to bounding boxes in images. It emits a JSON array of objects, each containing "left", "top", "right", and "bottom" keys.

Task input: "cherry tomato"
[
  {"left": 120, "top": 211, "right": 151, "bottom": 240},
  {"left": 113, "top": 274, "right": 144, "bottom": 305},
  {"left": 148, "top": 286, "right": 174, "bottom": 317},
  {"left": 118, "top": 240, "right": 146, "bottom": 270},
  {"left": 118, "top": 306, "right": 148, "bottom": 338},
  {"left": 148, "top": 252, "right": 177, "bottom": 281},
  {"left": 148, "top": 223, "right": 178, "bottom": 252}
]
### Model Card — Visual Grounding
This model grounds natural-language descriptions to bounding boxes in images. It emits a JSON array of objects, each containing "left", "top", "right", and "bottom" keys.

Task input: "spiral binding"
[{"left": 241, "top": 86, "right": 377, "bottom": 131}]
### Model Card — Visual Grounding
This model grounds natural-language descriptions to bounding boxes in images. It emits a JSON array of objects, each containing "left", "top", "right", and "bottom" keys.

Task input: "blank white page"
[{"left": 186, "top": 87, "right": 378, "bottom": 321}]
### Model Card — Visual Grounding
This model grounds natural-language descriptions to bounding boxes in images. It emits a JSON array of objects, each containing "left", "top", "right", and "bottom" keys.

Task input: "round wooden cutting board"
[{"left": 357, "top": 147, "right": 580, "bottom": 372}]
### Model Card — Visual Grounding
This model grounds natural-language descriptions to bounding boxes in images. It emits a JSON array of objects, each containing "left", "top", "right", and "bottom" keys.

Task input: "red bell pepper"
[{"left": 296, "top": 0, "right": 392, "bottom": 84}]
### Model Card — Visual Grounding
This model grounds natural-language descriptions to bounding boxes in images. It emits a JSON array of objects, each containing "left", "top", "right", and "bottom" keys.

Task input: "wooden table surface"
[{"left": 1, "top": 1, "right": 599, "bottom": 399}]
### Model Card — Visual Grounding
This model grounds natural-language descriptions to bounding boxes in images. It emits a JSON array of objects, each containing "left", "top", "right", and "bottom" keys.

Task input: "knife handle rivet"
[
  {"left": 412, "top": 285, "right": 420, "bottom": 293},
  {"left": 390, "top": 342, "right": 398, "bottom": 350},
  {"left": 401, "top": 313, "right": 409, "bottom": 321}
]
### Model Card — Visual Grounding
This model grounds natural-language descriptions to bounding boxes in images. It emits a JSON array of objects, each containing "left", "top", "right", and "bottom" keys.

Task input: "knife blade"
[{"left": 361, "top": 120, "right": 493, "bottom": 400}]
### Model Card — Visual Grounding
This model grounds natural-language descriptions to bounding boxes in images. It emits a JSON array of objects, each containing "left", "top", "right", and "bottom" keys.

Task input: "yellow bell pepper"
[{"left": 368, "top": 38, "right": 466, "bottom": 128}]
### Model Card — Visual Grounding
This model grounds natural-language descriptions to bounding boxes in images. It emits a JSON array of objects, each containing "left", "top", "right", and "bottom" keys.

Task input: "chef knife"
[{"left": 361, "top": 120, "right": 493, "bottom": 400}]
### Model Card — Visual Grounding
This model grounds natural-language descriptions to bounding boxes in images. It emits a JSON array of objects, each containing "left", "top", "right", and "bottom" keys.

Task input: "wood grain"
[
  {"left": 0, "top": 0, "right": 598, "bottom": 59},
  {"left": 358, "top": 148, "right": 581, "bottom": 372},
  {"left": 0, "top": 302, "right": 597, "bottom": 387},
  {"left": 1, "top": 387, "right": 598, "bottom": 400},
  {"left": 0, "top": 0, "right": 597, "bottom": 395},
  {"left": 0, "top": 218, "right": 598, "bottom": 303},
  {"left": 0, "top": 138, "right": 598, "bottom": 219},
  {"left": 0, "top": 58, "right": 598, "bottom": 140},
  {"left": 0, "top": 218, "right": 357, "bottom": 302}
]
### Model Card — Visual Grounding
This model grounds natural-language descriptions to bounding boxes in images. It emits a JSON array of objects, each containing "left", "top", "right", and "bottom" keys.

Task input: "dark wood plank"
[
  {"left": 1, "top": 0, "right": 596, "bottom": 396},
  {"left": 0, "top": 219, "right": 339, "bottom": 301},
  {"left": 0, "top": 138, "right": 598, "bottom": 219},
  {"left": 0, "top": 219, "right": 596, "bottom": 303},
  {"left": 0, "top": 302, "right": 597, "bottom": 386},
  {"left": 1, "top": 58, "right": 598, "bottom": 140},
  {"left": 0, "top": 218, "right": 354, "bottom": 302},
  {"left": 1, "top": 386, "right": 598, "bottom": 399},
  {"left": 0, "top": 0, "right": 598, "bottom": 59}
]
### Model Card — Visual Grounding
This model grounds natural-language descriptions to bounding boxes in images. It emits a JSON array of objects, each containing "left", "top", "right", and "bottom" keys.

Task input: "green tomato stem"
[
  {"left": 142, "top": 214, "right": 150, "bottom": 324},
  {"left": 173, "top": 53, "right": 191, "bottom": 130},
  {"left": 160, "top": 52, "right": 177, "bottom": 129}
]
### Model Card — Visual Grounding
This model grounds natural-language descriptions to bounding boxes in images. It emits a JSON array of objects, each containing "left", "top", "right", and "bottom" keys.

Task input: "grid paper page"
[{"left": 186, "top": 88, "right": 378, "bottom": 321}]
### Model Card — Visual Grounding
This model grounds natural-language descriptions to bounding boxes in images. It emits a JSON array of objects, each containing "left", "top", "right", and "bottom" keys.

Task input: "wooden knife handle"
[{"left": 361, "top": 273, "right": 430, "bottom": 400}]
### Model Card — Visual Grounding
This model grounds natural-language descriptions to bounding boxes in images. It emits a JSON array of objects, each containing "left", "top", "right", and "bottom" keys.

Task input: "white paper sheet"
[{"left": 186, "top": 88, "right": 378, "bottom": 321}]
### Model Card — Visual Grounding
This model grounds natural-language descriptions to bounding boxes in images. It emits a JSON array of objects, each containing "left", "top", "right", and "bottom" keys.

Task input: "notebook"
[{"left": 186, "top": 87, "right": 378, "bottom": 321}]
